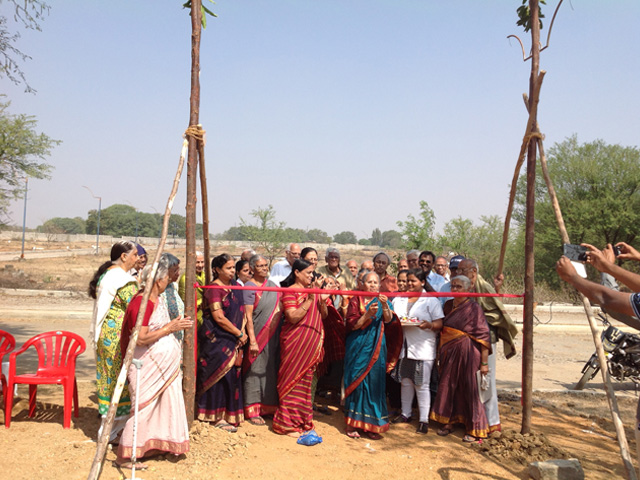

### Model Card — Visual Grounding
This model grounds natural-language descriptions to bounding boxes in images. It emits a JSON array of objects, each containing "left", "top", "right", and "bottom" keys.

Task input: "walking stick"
[{"left": 127, "top": 358, "right": 144, "bottom": 480}]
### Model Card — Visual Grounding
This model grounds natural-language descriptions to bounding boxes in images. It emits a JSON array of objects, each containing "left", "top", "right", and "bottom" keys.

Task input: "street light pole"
[
  {"left": 20, "top": 177, "right": 28, "bottom": 261},
  {"left": 83, "top": 186, "right": 102, "bottom": 255}
]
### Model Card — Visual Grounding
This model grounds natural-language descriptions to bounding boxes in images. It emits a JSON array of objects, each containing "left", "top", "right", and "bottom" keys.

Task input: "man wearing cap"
[
  {"left": 268, "top": 243, "right": 301, "bottom": 285},
  {"left": 438, "top": 255, "right": 464, "bottom": 305}
]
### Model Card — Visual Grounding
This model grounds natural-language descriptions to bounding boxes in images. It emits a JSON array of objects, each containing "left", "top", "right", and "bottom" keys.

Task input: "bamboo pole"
[
  {"left": 182, "top": 0, "right": 203, "bottom": 427},
  {"left": 198, "top": 132, "right": 212, "bottom": 285},
  {"left": 534, "top": 123, "right": 637, "bottom": 480},
  {"left": 87, "top": 140, "right": 189, "bottom": 480}
]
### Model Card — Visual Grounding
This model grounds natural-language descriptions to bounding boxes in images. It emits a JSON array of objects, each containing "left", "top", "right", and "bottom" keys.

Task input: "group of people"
[
  {"left": 88, "top": 241, "right": 520, "bottom": 469},
  {"left": 193, "top": 244, "right": 519, "bottom": 443}
]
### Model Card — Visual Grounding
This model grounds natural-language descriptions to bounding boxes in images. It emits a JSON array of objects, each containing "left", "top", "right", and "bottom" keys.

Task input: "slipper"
[
  {"left": 346, "top": 430, "right": 361, "bottom": 439},
  {"left": 365, "top": 432, "right": 383, "bottom": 440},
  {"left": 462, "top": 434, "right": 481, "bottom": 444},
  {"left": 286, "top": 431, "right": 301, "bottom": 438},
  {"left": 313, "top": 405, "right": 332, "bottom": 415},
  {"left": 437, "top": 426, "right": 454, "bottom": 437},
  {"left": 249, "top": 416, "right": 266, "bottom": 426},
  {"left": 215, "top": 421, "right": 238, "bottom": 433},
  {"left": 114, "top": 461, "right": 148, "bottom": 470}
]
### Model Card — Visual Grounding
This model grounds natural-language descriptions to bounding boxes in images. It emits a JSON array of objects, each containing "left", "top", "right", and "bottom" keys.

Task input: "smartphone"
[{"left": 563, "top": 244, "right": 587, "bottom": 262}]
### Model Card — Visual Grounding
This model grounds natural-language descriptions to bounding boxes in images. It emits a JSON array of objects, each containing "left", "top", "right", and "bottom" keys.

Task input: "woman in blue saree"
[
  {"left": 343, "top": 271, "right": 398, "bottom": 440},
  {"left": 197, "top": 253, "right": 247, "bottom": 432}
]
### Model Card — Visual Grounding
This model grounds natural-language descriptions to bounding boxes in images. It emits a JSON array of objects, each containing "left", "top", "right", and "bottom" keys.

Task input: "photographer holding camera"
[{"left": 556, "top": 241, "right": 640, "bottom": 464}]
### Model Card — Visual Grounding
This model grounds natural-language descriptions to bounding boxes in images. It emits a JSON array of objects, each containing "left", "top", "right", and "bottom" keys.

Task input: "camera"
[
  {"left": 563, "top": 244, "right": 587, "bottom": 262},
  {"left": 613, "top": 245, "right": 622, "bottom": 257}
]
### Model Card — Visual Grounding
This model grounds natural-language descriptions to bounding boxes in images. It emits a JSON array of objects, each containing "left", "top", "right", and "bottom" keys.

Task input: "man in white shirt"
[
  {"left": 268, "top": 243, "right": 301, "bottom": 285},
  {"left": 419, "top": 250, "right": 446, "bottom": 291}
]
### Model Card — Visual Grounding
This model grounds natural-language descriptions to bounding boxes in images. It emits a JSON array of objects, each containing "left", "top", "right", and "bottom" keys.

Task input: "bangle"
[
  {"left": 236, "top": 331, "right": 244, "bottom": 339},
  {"left": 481, "top": 362, "right": 488, "bottom": 366}
]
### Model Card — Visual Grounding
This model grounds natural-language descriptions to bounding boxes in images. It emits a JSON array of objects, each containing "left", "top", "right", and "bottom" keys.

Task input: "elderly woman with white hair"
[
  {"left": 430, "top": 275, "right": 491, "bottom": 443},
  {"left": 116, "top": 259, "right": 193, "bottom": 469},
  {"left": 343, "top": 271, "right": 398, "bottom": 440}
]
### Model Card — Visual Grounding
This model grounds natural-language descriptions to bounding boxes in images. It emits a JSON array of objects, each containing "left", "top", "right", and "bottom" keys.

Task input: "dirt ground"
[{"left": 1, "top": 252, "right": 640, "bottom": 479}]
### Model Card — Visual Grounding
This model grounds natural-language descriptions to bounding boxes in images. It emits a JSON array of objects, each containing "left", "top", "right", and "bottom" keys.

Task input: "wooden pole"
[
  {"left": 182, "top": 0, "right": 202, "bottom": 427},
  {"left": 198, "top": 134, "right": 212, "bottom": 285},
  {"left": 520, "top": 0, "right": 540, "bottom": 435},
  {"left": 87, "top": 140, "right": 189, "bottom": 480}
]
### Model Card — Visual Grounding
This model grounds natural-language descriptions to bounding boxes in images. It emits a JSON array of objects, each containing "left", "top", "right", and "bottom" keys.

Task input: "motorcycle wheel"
[{"left": 574, "top": 365, "right": 598, "bottom": 390}]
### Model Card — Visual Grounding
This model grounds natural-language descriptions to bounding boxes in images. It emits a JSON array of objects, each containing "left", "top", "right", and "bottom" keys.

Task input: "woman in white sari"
[{"left": 116, "top": 259, "right": 193, "bottom": 470}]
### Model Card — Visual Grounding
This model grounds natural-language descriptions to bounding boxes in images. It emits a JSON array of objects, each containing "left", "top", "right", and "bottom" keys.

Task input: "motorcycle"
[{"left": 574, "top": 314, "right": 640, "bottom": 390}]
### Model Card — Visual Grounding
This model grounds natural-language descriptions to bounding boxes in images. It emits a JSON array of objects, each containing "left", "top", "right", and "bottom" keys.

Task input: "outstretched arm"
[{"left": 556, "top": 256, "right": 635, "bottom": 317}]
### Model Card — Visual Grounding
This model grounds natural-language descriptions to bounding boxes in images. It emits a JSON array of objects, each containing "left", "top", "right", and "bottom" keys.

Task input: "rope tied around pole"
[
  {"left": 525, "top": 131, "right": 544, "bottom": 143},
  {"left": 184, "top": 124, "right": 206, "bottom": 145}
]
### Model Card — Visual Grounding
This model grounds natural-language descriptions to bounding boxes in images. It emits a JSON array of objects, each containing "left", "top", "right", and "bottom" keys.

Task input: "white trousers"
[
  {"left": 400, "top": 360, "right": 434, "bottom": 423},
  {"left": 482, "top": 342, "right": 500, "bottom": 429}
]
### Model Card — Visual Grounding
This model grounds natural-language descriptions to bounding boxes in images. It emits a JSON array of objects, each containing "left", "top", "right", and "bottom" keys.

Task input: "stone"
[{"left": 528, "top": 459, "right": 584, "bottom": 480}]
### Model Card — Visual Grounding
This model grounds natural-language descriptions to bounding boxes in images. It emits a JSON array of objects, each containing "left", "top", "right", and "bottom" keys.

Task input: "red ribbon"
[{"left": 195, "top": 283, "right": 524, "bottom": 298}]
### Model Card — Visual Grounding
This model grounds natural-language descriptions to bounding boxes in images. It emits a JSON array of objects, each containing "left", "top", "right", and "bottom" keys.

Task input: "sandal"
[
  {"left": 249, "top": 416, "right": 266, "bottom": 426},
  {"left": 437, "top": 425, "right": 454, "bottom": 437},
  {"left": 462, "top": 434, "right": 481, "bottom": 444},
  {"left": 365, "top": 431, "right": 383, "bottom": 440},
  {"left": 346, "top": 429, "right": 361, "bottom": 439},
  {"left": 215, "top": 421, "right": 238, "bottom": 433}
]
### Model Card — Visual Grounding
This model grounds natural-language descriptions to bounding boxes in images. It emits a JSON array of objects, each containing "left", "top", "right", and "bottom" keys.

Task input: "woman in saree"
[
  {"left": 116, "top": 261, "right": 193, "bottom": 469},
  {"left": 88, "top": 240, "right": 139, "bottom": 441},
  {"left": 159, "top": 253, "right": 184, "bottom": 342},
  {"left": 197, "top": 253, "right": 248, "bottom": 432},
  {"left": 430, "top": 275, "right": 491, "bottom": 443},
  {"left": 272, "top": 259, "right": 329, "bottom": 437},
  {"left": 242, "top": 254, "right": 282, "bottom": 425},
  {"left": 315, "top": 276, "right": 347, "bottom": 412},
  {"left": 343, "top": 271, "right": 397, "bottom": 440}
]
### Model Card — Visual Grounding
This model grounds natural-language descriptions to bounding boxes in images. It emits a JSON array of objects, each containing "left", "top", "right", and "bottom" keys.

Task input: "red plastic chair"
[
  {"left": 4, "top": 330, "right": 86, "bottom": 429},
  {"left": 0, "top": 330, "right": 16, "bottom": 401}
]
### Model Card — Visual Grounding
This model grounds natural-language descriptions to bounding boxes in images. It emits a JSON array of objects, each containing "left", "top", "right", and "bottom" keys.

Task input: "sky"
[{"left": 3, "top": 1, "right": 639, "bottom": 240}]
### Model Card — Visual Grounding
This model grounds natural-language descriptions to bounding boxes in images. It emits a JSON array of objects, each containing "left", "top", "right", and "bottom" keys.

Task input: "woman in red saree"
[
  {"left": 272, "top": 259, "right": 329, "bottom": 437},
  {"left": 430, "top": 275, "right": 491, "bottom": 442}
]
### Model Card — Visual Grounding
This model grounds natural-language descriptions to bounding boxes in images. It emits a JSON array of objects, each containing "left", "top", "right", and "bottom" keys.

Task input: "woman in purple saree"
[
  {"left": 197, "top": 254, "right": 247, "bottom": 432},
  {"left": 430, "top": 275, "right": 491, "bottom": 443}
]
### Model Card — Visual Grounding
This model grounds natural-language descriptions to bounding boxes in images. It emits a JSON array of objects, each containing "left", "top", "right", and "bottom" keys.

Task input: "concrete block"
[{"left": 528, "top": 459, "right": 584, "bottom": 480}]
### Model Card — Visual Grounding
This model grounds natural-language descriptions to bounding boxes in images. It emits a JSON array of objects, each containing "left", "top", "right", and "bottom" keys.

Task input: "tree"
[
  {"left": 515, "top": 135, "right": 640, "bottom": 286},
  {"left": 1, "top": 1, "right": 50, "bottom": 92},
  {"left": 38, "top": 216, "right": 85, "bottom": 234},
  {"left": 396, "top": 200, "right": 436, "bottom": 250},
  {"left": 380, "top": 229, "right": 403, "bottom": 249},
  {"left": 370, "top": 228, "right": 382, "bottom": 246},
  {"left": 435, "top": 215, "right": 505, "bottom": 278},
  {"left": 333, "top": 231, "right": 357, "bottom": 245},
  {"left": 305, "top": 228, "right": 331, "bottom": 244},
  {"left": 0, "top": 100, "right": 58, "bottom": 223},
  {"left": 240, "top": 205, "right": 287, "bottom": 266}
]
